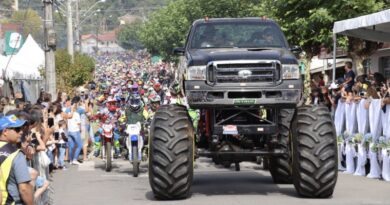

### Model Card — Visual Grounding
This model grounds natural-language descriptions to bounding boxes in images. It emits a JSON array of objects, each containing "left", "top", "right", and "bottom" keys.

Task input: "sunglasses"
[{"left": 9, "top": 127, "right": 23, "bottom": 133}]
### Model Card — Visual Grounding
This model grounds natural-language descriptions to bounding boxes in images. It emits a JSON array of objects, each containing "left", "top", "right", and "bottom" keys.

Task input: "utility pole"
[
  {"left": 74, "top": 0, "right": 81, "bottom": 52},
  {"left": 96, "top": 13, "right": 99, "bottom": 54},
  {"left": 66, "top": 0, "right": 74, "bottom": 62},
  {"left": 13, "top": 0, "right": 19, "bottom": 11},
  {"left": 43, "top": 0, "right": 57, "bottom": 100}
]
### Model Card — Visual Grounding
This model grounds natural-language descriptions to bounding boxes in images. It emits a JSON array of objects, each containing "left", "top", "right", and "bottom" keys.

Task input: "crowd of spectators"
[
  {"left": 309, "top": 62, "right": 390, "bottom": 115},
  {"left": 0, "top": 50, "right": 175, "bottom": 205},
  {"left": 0, "top": 87, "right": 96, "bottom": 205}
]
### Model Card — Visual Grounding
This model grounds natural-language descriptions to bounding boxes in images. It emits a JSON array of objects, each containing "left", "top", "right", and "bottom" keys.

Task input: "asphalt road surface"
[{"left": 52, "top": 157, "right": 390, "bottom": 205}]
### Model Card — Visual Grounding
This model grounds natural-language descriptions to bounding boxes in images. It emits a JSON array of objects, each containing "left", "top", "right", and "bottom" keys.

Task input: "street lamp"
[{"left": 75, "top": 0, "right": 105, "bottom": 52}]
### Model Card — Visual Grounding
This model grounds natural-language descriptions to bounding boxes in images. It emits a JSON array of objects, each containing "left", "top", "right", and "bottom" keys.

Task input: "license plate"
[
  {"left": 223, "top": 125, "right": 238, "bottom": 135},
  {"left": 233, "top": 99, "right": 256, "bottom": 105}
]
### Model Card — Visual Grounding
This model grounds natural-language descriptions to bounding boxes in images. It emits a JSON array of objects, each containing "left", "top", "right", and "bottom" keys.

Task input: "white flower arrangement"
[
  {"left": 337, "top": 135, "right": 344, "bottom": 145},
  {"left": 353, "top": 133, "right": 363, "bottom": 144},
  {"left": 386, "top": 138, "right": 390, "bottom": 156},
  {"left": 378, "top": 136, "right": 387, "bottom": 149},
  {"left": 363, "top": 133, "right": 372, "bottom": 149},
  {"left": 343, "top": 131, "right": 350, "bottom": 139},
  {"left": 370, "top": 139, "right": 379, "bottom": 153}
]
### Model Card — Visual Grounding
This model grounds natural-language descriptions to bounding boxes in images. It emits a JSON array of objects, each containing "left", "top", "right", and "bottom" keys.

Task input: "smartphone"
[
  {"left": 31, "top": 133, "right": 38, "bottom": 146},
  {"left": 54, "top": 132, "right": 59, "bottom": 140},
  {"left": 48, "top": 118, "right": 54, "bottom": 128}
]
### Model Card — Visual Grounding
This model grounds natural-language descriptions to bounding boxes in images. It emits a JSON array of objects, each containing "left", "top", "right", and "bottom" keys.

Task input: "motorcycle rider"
[
  {"left": 169, "top": 81, "right": 200, "bottom": 133},
  {"left": 126, "top": 94, "right": 144, "bottom": 125},
  {"left": 153, "top": 82, "right": 165, "bottom": 104},
  {"left": 95, "top": 96, "right": 122, "bottom": 157},
  {"left": 143, "top": 93, "right": 161, "bottom": 122}
]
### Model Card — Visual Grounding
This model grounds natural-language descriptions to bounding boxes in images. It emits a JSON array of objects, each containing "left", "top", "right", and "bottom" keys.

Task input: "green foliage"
[
  {"left": 78, "top": 0, "right": 168, "bottom": 35},
  {"left": 140, "top": 0, "right": 388, "bottom": 62},
  {"left": 55, "top": 49, "right": 95, "bottom": 93},
  {"left": 0, "top": 0, "right": 14, "bottom": 11},
  {"left": 117, "top": 20, "right": 144, "bottom": 50},
  {"left": 139, "top": 0, "right": 265, "bottom": 60},
  {"left": 269, "top": 0, "right": 385, "bottom": 58},
  {"left": 9, "top": 9, "right": 42, "bottom": 41}
]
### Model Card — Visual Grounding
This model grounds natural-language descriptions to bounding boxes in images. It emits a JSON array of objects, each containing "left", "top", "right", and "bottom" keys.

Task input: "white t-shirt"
[
  {"left": 54, "top": 113, "right": 63, "bottom": 125},
  {"left": 67, "top": 112, "right": 81, "bottom": 132}
]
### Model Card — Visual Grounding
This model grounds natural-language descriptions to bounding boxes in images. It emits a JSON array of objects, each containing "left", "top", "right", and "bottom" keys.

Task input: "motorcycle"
[
  {"left": 125, "top": 122, "right": 143, "bottom": 177},
  {"left": 101, "top": 121, "right": 115, "bottom": 172}
]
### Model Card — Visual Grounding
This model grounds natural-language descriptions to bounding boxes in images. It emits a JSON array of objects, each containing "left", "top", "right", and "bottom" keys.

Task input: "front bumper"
[{"left": 185, "top": 80, "right": 302, "bottom": 109}]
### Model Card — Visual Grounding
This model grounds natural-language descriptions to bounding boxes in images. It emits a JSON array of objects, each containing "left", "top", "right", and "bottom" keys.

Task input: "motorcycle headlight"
[
  {"left": 186, "top": 66, "right": 206, "bottom": 80},
  {"left": 282, "top": 64, "right": 300, "bottom": 80}
]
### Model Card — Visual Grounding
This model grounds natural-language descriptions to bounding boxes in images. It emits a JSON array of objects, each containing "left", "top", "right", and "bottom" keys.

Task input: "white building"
[
  {"left": 310, "top": 44, "right": 390, "bottom": 82},
  {"left": 81, "top": 31, "right": 124, "bottom": 54},
  {"left": 369, "top": 46, "right": 390, "bottom": 78}
]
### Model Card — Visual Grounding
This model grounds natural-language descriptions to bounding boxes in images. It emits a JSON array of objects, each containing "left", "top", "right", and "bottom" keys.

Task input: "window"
[
  {"left": 190, "top": 21, "right": 287, "bottom": 49},
  {"left": 380, "top": 56, "right": 390, "bottom": 79},
  {"left": 363, "top": 58, "right": 371, "bottom": 75}
]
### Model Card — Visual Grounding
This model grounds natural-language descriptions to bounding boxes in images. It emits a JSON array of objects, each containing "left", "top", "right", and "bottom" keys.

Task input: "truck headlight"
[
  {"left": 282, "top": 64, "right": 300, "bottom": 80},
  {"left": 187, "top": 66, "right": 206, "bottom": 80}
]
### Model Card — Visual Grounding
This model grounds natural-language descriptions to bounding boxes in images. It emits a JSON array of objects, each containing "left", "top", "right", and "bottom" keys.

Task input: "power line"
[{"left": 79, "top": 7, "right": 161, "bottom": 13}]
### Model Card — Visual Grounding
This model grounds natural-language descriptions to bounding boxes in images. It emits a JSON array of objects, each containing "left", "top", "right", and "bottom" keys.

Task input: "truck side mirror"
[
  {"left": 173, "top": 47, "right": 185, "bottom": 56},
  {"left": 290, "top": 45, "right": 302, "bottom": 54}
]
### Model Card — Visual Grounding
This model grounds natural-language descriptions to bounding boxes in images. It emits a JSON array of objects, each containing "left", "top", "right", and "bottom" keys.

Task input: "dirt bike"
[
  {"left": 101, "top": 122, "right": 115, "bottom": 172},
  {"left": 125, "top": 122, "right": 143, "bottom": 177}
]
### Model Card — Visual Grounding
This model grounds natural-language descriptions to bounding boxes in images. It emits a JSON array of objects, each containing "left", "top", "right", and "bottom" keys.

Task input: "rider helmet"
[
  {"left": 169, "top": 81, "right": 181, "bottom": 96},
  {"left": 149, "top": 93, "right": 161, "bottom": 111},
  {"left": 129, "top": 95, "right": 143, "bottom": 112},
  {"left": 131, "top": 83, "right": 139, "bottom": 93}
]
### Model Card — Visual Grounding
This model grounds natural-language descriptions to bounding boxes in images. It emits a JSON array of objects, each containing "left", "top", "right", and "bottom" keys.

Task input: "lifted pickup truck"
[{"left": 148, "top": 17, "right": 337, "bottom": 200}]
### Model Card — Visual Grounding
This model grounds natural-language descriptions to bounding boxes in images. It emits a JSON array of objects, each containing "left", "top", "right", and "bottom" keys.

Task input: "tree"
[
  {"left": 268, "top": 0, "right": 385, "bottom": 75},
  {"left": 9, "top": 9, "right": 43, "bottom": 42},
  {"left": 0, "top": 0, "right": 14, "bottom": 16},
  {"left": 117, "top": 20, "right": 144, "bottom": 50},
  {"left": 55, "top": 49, "right": 95, "bottom": 93},
  {"left": 139, "top": 0, "right": 265, "bottom": 60}
]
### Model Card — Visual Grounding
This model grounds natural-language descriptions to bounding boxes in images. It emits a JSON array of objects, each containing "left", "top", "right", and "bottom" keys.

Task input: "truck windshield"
[{"left": 190, "top": 21, "right": 287, "bottom": 49}]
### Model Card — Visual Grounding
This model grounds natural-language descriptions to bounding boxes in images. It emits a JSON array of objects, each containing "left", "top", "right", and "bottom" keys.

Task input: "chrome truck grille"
[{"left": 206, "top": 61, "right": 281, "bottom": 85}]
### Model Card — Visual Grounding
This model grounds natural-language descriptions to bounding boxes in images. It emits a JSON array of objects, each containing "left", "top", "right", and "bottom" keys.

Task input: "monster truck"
[{"left": 148, "top": 17, "right": 337, "bottom": 199}]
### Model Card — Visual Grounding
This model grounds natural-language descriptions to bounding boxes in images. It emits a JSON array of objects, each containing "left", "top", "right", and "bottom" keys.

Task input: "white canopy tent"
[
  {"left": 0, "top": 35, "right": 44, "bottom": 102},
  {"left": 0, "top": 35, "right": 43, "bottom": 80},
  {"left": 332, "top": 9, "right": 390, "bottom": 81}
]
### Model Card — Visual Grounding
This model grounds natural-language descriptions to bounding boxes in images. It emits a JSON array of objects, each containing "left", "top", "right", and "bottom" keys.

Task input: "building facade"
[{"left": 81, "top": 31, "right": 124, "bottom": 54}]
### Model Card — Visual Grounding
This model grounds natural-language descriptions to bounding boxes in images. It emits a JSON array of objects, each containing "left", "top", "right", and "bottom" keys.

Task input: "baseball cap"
[{"left": 0, "top": 115, "right": 27, "bottom": 131}]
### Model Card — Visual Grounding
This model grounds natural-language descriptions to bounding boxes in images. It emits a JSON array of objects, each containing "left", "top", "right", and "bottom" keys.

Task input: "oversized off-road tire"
[
  {"left": 269, "top": 109, "right": 294, "bottom": 184},
  {"left": 292, "top": 105, "right": 337, "bottom": 198},
  {"left": 105, "top": 142, "right": 112, "bottom": 172},
  {"left": 132, "top": 145, "right": 139, "bottom": 177},
  {"left": 149, "top": 105, "right": 194, "bottom": 200}
]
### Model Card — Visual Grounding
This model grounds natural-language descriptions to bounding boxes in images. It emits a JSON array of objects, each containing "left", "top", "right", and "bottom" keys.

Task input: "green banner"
[{"left": 4, "top": 31, "right": 24, "bottom": 56}]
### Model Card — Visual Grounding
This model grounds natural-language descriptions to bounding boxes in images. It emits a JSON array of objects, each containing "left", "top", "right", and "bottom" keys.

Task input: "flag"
[{"left": 4, "top": 31, "right": 24, "bottom": 55}]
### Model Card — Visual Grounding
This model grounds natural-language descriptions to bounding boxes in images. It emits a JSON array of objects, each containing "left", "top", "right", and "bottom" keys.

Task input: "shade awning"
[{"left": 333, "top": 9, "right": 390, "bottom": 42}]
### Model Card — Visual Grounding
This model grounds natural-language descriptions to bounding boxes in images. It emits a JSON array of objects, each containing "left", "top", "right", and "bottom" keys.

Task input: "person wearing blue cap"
[{"left": 0, "top": 115, "right": 33, "bottom": 205}]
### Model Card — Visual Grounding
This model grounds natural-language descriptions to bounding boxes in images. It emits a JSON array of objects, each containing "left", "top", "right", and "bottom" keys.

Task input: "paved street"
[{"left": 52, "top": 157, "right": 390, "bottom": 205}]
